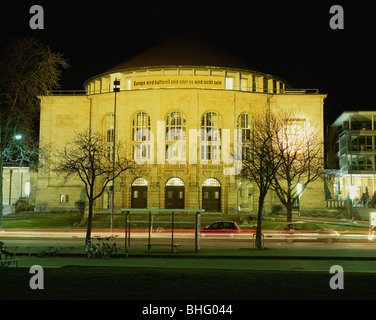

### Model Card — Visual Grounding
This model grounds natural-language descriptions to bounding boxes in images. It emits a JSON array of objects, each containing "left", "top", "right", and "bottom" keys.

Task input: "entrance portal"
[
  {"left": 131, "top": 178, "right": 148, "bottom": 208},
  {"left": 202, "top": 178, "right": 221, "bottom": 212},
  {"left": 165, "top": 177, "right": 185, "bottom": 209}
]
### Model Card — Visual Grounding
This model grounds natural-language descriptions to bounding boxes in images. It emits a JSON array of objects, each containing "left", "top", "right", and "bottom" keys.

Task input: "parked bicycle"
[
  {"left": 85, "top": 238, "right": 96, "bottom": 259},
  {"left": 0, "top": 241, "right": 14, "bottom": 267},
  {"left": 94, "top": 236, "right": 107, "bottom": 258},
  {"left": 104, "top": 235, "right": 118, "bottom": 258},
  {"left": 85, "top": 235, "right": 118, "bottom": 259},
  {"left": 144, "top": 226, "right": 164, "bottom": 234}
]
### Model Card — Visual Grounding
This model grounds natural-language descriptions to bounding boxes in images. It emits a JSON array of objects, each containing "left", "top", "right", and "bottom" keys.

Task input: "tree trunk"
[
  {"left": 255, "top": 195, "right": 265, "bottom": 249},
  {"left": 85, "top": 198, "right": 94, "bottom": 244},
  {"left": 286, "top": 202, "right": 293, "bottom": 225}
]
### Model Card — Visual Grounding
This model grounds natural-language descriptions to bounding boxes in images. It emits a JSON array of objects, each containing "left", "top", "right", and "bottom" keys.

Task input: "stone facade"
[{"left": 35, "top": 37, "right": 327, "bottom": 215}]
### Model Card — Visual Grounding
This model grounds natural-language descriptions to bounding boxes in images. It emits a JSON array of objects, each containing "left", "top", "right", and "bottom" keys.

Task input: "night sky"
[{"left": 1, "top": 1, "right": 375, "bottom": 126}]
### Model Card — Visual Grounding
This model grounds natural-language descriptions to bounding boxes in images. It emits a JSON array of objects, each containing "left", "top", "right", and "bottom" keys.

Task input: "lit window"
[
  {"left": 106, "top": 113, "right": 114, "bottom": 142},
  {"left": 132, "top": 112, "right": 152, "bottom": 162},
  {"left": 60, "top": 194, "right": 69, "bottom": 203},
  {"left": 166, "top": 177, "right": 185, "bottom": 186},
  {"left": 237, "top": 113, "right": 251, "bottom": 161},
  {"left": 240, "top": 77, "right": 248, "bottom": 91},
  {"left": 225, "top": 77, "right": 234, "bottom": 90},
  {"left": 201, "top": 111, "right": 222, "bottom": 162},
  {"left": 165, "top": 111, "right": 186, "bottom": 162}
]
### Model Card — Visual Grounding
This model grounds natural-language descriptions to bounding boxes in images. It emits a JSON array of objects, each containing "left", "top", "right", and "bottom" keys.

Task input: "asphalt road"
[{"left": 2, "top": 233, "right": 376, "bottom": 301}]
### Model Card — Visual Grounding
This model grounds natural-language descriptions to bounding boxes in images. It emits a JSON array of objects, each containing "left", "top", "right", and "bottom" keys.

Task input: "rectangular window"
[
  {"left": 252, "top": 75, "right": 257, "bottom": 92},
  {"left": 60, "top": 194, "right": 69, "bottom": 203},
  {"left": 263, "top": 77, "right": 268, "bottom": 93},
  {"left": 240, "top": 77, "right": 248, "bottom": 91},
  {"left": 225, "top": 77, "right": 234, "bottom": 90}
]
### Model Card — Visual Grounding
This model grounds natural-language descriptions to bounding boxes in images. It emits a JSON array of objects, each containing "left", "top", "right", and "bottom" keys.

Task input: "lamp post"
[{"left": 111, "top": 79, "right": 120, "bottom": 233}]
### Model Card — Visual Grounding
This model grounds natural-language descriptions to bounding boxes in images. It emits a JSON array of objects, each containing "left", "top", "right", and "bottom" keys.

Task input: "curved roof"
[{"left": 103, "top": 33, "right": 259, "bottom": 73}]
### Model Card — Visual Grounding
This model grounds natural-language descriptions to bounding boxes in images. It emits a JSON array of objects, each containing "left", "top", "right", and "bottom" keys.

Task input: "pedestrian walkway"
[{"left": 2, "top": 228, "right": 376, "bottom": 262}]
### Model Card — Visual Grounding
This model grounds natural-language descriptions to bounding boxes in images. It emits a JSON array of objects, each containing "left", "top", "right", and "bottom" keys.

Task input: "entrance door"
[
  {"left": 131, "top": 178, "right": 148, "bottom": 208},
  {"left": 165, "top": 177, "right": 185, "bottom": 209},
  {"left": 202, "top": 178, "right": 221, "bottom": 212},
  {"left": 131, "top": 186, "right": 148, "bottom": 208}
]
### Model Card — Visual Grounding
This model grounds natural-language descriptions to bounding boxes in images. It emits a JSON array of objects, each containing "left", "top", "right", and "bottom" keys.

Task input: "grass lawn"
[
  {"left": 1, "top": 266, "right": 376, "bottom": 300},
  {"left": 3, "top": 213, "right": 368, "bottom": 232},
  {"left": 3, "top": 214, "right": 82, "bottom": 229}
]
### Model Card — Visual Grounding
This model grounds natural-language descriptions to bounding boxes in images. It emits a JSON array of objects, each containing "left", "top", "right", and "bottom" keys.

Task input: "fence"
[{"left": 326, "top": 200, "right": 345, "bottom": 208}]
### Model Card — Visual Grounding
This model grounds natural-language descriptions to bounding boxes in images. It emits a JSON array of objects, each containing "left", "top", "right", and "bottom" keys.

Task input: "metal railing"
[
  {"left": 282, "top": 89, "right": 319, "bottom": 94},
  {"left": 48, "top": 90, "right": 86, "bottom": 96}
]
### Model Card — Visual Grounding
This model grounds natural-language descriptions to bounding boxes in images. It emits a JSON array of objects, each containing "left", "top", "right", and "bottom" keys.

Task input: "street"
[
  {"left": 2, "top": 230, "right": 376, "bottom": 300},
  {"left": 1, "top": 231, "right": 376, "bottom": 272}
]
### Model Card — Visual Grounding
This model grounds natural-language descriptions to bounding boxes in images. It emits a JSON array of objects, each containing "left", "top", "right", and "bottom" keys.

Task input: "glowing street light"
[{"left": 14, "top": 134, "right": 22, "bottom": 141}]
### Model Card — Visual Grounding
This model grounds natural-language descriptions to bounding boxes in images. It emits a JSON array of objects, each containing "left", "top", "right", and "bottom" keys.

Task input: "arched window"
[
  {"left": 132, "top": 112, "right": 152, "bottom": 162},
  {"left": 200, "top": 111, "right": 222, "bottom": 162},
  {"left": 237, "top": 113, "right": 252, "bottom": 161},
  {"left": 165, "top": 111, "right": 186, "bottom": 162},
  {"left": 132, "top": 112, "right": 151, "bottom": 141},
  {"left": 105, "top": 113, "right": 115, "bottom": 142}
]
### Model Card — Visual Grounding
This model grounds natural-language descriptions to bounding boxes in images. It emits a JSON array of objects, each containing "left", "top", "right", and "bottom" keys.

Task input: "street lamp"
[
  {"left": 111, "top": 79, "right": 120, "bottom": 233},
  {"left": 14, "top": 134, "right": 22, "bottom": 141}
]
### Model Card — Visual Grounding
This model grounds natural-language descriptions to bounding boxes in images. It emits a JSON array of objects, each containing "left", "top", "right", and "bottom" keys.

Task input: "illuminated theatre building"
[{"left": 35, "top": 35, "right": 327, "bottom": 215}]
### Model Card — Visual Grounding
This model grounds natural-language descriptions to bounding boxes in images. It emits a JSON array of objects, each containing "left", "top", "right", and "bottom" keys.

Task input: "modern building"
[
  {"left": 328, "top": 111, "right": 376, "bottom": 205},
  {"left": 35, "top": 34, "right": 327, "bottom": 215}
]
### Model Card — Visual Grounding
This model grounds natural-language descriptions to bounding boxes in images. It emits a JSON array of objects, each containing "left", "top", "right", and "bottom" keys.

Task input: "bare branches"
[
  {"left": 271, "top": 111, "right": 324, "bottom": 222},
  {"left": 239, "top": 109, "right": 281, "bottom": 198},
  {"left": 51, "top": 128, "right": 142, "bottom": 242},
  {"left": 52, "top": 129, "right": 140, "bottom": 200},
  {"left": 240, "top": 108, "right": 324, "bottom": 229}
]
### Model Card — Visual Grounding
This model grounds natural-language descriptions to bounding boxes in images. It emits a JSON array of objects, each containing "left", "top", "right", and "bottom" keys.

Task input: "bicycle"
[
  {"left": 104, "top": 235, "right": 118, "bottom": 258},
  {"left": 0, "top": 241, "right": 13, "bottom": 267},
  {"left": 85, "top": 238, "right": 96, "bottom": 259},
  {"left": 93, "top": 236, "right": 108, "bottom": 258},
  {"left": 144, "top": 226, "right": 164, "bottom": 234}
]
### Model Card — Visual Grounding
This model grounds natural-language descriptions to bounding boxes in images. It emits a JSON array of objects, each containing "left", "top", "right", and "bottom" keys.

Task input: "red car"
[{"left": 200, "top": 221, "right": 240, "bottom": 237}]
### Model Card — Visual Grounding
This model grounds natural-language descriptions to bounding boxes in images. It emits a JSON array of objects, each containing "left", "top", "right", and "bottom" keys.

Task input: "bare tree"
[
  {"left": 238, "top": 107, "right": 281, "bottom": 249},
  {"left": 51, "top": 129, "right": 141, "bottom": 243},
  {"left": 271, "top": 113, "right": 324, "bottom": 226},
  {"left": 0, "top": 36, "right": 68, "bottom": 227}
]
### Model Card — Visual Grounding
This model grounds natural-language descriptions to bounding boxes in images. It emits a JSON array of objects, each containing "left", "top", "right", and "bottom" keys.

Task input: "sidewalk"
[{"left": 1, "top": 228, "right": 376, "bottom": 261}]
